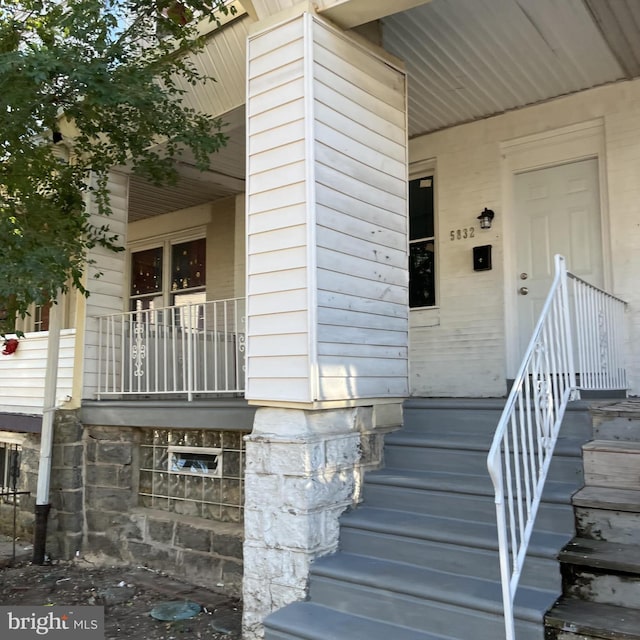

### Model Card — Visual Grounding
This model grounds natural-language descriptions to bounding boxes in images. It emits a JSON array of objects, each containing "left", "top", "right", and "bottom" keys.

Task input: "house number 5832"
[{"left": 450, "top": 227, "right": 475, "bottom": 241}]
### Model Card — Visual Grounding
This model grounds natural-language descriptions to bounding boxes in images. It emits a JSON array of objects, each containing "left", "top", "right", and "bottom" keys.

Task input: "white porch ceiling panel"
[
  {"left": 584, "top": 0, "right": 640, "bottom": 78},
  {"left": 129, "top": 0, "right": 640, "bottom": 221},
  {"left": 381, "top": 0, "right": 626, "bottom": 137}
]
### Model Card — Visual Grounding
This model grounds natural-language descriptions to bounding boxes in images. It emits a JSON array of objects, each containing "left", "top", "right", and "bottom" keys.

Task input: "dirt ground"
[{"left": 0, "top": 547, "right": 242, "bottom": 640}]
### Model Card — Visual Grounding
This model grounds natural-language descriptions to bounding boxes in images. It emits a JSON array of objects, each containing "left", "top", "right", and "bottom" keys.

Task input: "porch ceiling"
[
  {"left": 128, "top": 107, "right": 246, "bottom": 222},
  {"left": 381, "top": 0, "right": 639, "bottom": 138},
  {"left": 128, "top": 0, "right": 640, "bottom": 221}
]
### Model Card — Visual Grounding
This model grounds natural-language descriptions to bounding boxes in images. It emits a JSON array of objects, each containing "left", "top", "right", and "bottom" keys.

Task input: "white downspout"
[{"left": 32, "top": 292, "right": 62, "bottom": 564}]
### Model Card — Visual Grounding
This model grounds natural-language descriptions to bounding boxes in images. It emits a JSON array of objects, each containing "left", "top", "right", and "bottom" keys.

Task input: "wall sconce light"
[{"left": 477, "top": 208, "right": 495, "bottom": 230}]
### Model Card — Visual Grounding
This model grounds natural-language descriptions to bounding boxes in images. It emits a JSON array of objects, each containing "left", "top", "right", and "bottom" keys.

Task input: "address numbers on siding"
[{"left": 450, "top": 227, "right": 476, "bottom": 241}]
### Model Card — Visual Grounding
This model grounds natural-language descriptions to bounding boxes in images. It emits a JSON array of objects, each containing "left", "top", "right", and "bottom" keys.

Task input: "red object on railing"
[{"left": 2, "top": 338, "right": 19, "bottom": 355}]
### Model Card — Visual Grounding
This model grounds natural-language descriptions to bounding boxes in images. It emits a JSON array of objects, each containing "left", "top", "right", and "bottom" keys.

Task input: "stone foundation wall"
[
  {"left": 7, "top": 411, "right": 85, "bottom": 557},
  {"left": 6, "top": 416, "right": 244, "bottom": 596},
  {"left": 82, "top": 424, "right": 244, "bottom": 596}
]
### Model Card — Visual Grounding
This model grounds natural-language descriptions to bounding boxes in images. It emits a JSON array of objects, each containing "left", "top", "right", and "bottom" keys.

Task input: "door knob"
[{"left": 519, "top": 287, "right": 529, "bottom": 295}]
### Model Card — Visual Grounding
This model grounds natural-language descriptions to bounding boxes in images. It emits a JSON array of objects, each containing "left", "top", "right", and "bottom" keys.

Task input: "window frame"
[
  {"left": 127, "top": 228, "right": 207, "bottom": 312},
  {"left": 408, "top": 165, "right": 438, "bottom": 310},
  {"left": 168, "top": 445, "right": 222, "bottom": 478}
]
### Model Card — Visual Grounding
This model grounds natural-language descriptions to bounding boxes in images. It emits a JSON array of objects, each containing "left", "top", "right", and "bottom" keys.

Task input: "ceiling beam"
[{"left": 316, "top": 0, "right": 433, "bottom": 29}]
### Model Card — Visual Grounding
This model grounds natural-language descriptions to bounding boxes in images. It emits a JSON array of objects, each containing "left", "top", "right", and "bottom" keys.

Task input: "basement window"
[
  {"left": 168, "top": 445, "right": 221, "bottom": 477},
  {"left": 139, "top": 429, "right": 246, "bottom": 522}
]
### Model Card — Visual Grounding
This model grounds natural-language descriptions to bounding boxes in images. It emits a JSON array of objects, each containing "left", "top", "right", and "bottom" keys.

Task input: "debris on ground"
[{"left": 0, "top": 559, "right": 242, "bottom": 640}]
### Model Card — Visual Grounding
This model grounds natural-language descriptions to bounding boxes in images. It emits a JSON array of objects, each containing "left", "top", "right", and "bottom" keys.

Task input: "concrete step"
[
  {"left": 403, "top": 398, "right": 594, "bottom": 440},
  {"left": 583, "top": 440, "right": 640, "bottom": 490},
  {"left": 338, "top": 506, "right": 567, "bottom": 590},
  {"left": 264, "top": 602, "right": 449, "bottom": 640},
  {"left": 263, "top": 399, "right": 596, "bottom": 640},
  {"left": 365, "top": 466, "right": 581, "bottom": 506},
  {"left": 384, "top": 440, "right": 584, "bottom": 483},
  {"left": 362, "top": 481, "right": 576, "bottom": 532},
  {"left": 546, "top": 599, "right": 640, "bottom": 640},
  {"left": 308, "top": 552, "right": 552, "bottom": 640},
  {"left": 558, "top": 538, "right": 640, "bottom": 608}
]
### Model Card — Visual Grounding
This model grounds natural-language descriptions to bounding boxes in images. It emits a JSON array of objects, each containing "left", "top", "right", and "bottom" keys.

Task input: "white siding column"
[
  {"left": 243, "top": 12, "right": 408, "bottom": 636},
  {"left": 78, "top": 170, "right": 129, "bottom": 401}
]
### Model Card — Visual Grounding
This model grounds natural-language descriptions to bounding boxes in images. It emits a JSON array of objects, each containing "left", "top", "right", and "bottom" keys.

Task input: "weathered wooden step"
[
  {"left": 572, "top": 486, "right": 640, "bottom": 543},
  {"left": 573, "top": 486, "right": 640, "bottom": 512},
  {"left": 583, "top": 440, "right": 640, "bottom": 489},
  {"left": 546, "top": 599, "right": 640, "bottom": 639},
  {"left": 558, "top": 538, "right": 640, "bottom": 608},
  {"left": 560, "top": 538, "right": 640, "bottom": 572}
]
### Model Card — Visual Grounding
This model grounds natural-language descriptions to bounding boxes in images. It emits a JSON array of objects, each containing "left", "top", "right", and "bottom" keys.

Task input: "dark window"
[
  {"left": 129, "top": 238, "right": 206, "bottom": 312},
  {"left": 130, "top": 246, "right": 163, "bottom": 310},
  {"left": 409, "top": 175, "right": 436, "bottom": 308}
]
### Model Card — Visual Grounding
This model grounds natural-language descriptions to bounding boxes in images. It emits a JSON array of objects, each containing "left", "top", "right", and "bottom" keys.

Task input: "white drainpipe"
[{"left": 32, "top": 292, "right": 62, "bottom": 564}]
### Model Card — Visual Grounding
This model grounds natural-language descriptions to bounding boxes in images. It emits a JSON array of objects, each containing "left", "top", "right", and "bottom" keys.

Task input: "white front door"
[{"left": 514, "top": 158, "right": 603, "bottom": 357}]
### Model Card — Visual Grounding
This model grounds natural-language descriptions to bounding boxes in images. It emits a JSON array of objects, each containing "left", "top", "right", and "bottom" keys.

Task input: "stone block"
[
  {"left": 52, "top": 445, "right": 64, "bottom": 468},
  {"left": 324, "top": 434, "right": 360, "bottom": 468},
  {"left": 221, "top": 559, "right": 243, "bottom": 595},
  {"left": 86, "top": 426, "right": 136, "bottom": 442},
  {"left": 242, "top": 508, "right": 263, "bottom": 542},
  {"left": 58, "top": 489, "right": 83, "bottom": 513},
  {"left": 260, "top": 509, "right": 324, "bottom": 551},
  {"left": 85, "top": 485, "right": 131, "bottom": 512},
  {"left": 86, "top": 509, "right": 127, "bottom": 533},
  {"left": 54, "top": 412, "right": 83, "bottom": 442},
  {"left": 97, "top": 442, "right": 133, "bottom": 465},
  {"left": 212, "top": 532, "right": 243, "bottom": 559},
  {"left": 85, "top": 438, "right": 98, "bottom": 464},
  {"left": 54, "top": 532, "right": 83, "bottom": 560},
  {"left": 244, "top": 473, "right": 280, "bottom": 508},
  {"left": 54, "top": 511, "right": 83, "bottom": 534},
  {"left": 62, "top": 444, "right": 84, "bottom": 468},
  {"left": 50, "top": 467, "right": 83, "bottom": 490},
  {"left": 125, "top": 540, "right": 177, "bottom": 568},
  {"left": 359, "top": 432, "right": 384, "bottom": 468},
  {"left": 264, "top": 441, "right": 324, "bottom": 476},
  {"left": 283, "top": 471, "right": 355, "bottom": 511},
  {"left": 86, "top": 533, "right": 125, "bottom": 560},
  {"left": 145, "top": 517, "right": 175, "bottom": 545},
  {"left": 85, "top": 464, "right": 120, "bottom": 487},
  {"left": 175, "top": 522, "right": 212, "bottom": 552},
  {"left": 178, "top": 549, "right": 223, "bottom": 584}
]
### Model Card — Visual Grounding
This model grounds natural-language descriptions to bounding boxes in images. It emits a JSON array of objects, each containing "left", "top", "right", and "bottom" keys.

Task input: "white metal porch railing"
[
  {"left": 97, "top": 297, "right": 246, "bottom": 400},
  {"left": 487, "top": 255, "right": 627, "bottom": 640}
]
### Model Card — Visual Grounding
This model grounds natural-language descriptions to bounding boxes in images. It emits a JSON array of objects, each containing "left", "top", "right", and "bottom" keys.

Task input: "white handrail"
[
  {"left": 487, "top": 255, "right": 627, "bottom": 639},
  {"left": 96, "top": 297, "right": 246, "bottom": 399}
]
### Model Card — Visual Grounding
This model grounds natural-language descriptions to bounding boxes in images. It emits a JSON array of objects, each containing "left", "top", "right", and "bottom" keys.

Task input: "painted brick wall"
[{"left": 409, "top": 78, "right": 640, "bottom": 397}]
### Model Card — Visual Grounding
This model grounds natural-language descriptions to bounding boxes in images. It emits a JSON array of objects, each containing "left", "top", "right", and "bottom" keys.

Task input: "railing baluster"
[
  {"left": 488, "top": 255, "right": 627, "bottom": 640},
  {"left": 93, "top": 297, "right": 246, "bottom": 399}
]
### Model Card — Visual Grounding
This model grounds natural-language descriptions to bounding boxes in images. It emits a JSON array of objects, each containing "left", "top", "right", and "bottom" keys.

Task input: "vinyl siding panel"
[
  {"left": 312, "top": 19, "right": 408, "bottom": 403},
  {"left": 0, "top": 330, "right": 75, "bottom": 415},
  {"left": 82, "top": 171, "right": 128, "bottom": 399},
  {"left": 246, "top": 14, "right": 310, "bottom": 401},
  {"left": 245, "top": 13, "right": 408, "bottom": 405}
]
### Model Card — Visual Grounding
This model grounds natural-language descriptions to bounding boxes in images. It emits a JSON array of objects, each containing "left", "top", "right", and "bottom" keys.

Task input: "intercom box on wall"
[{"left": 473, "top": 245, "right": 492, "bottom": 271}]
